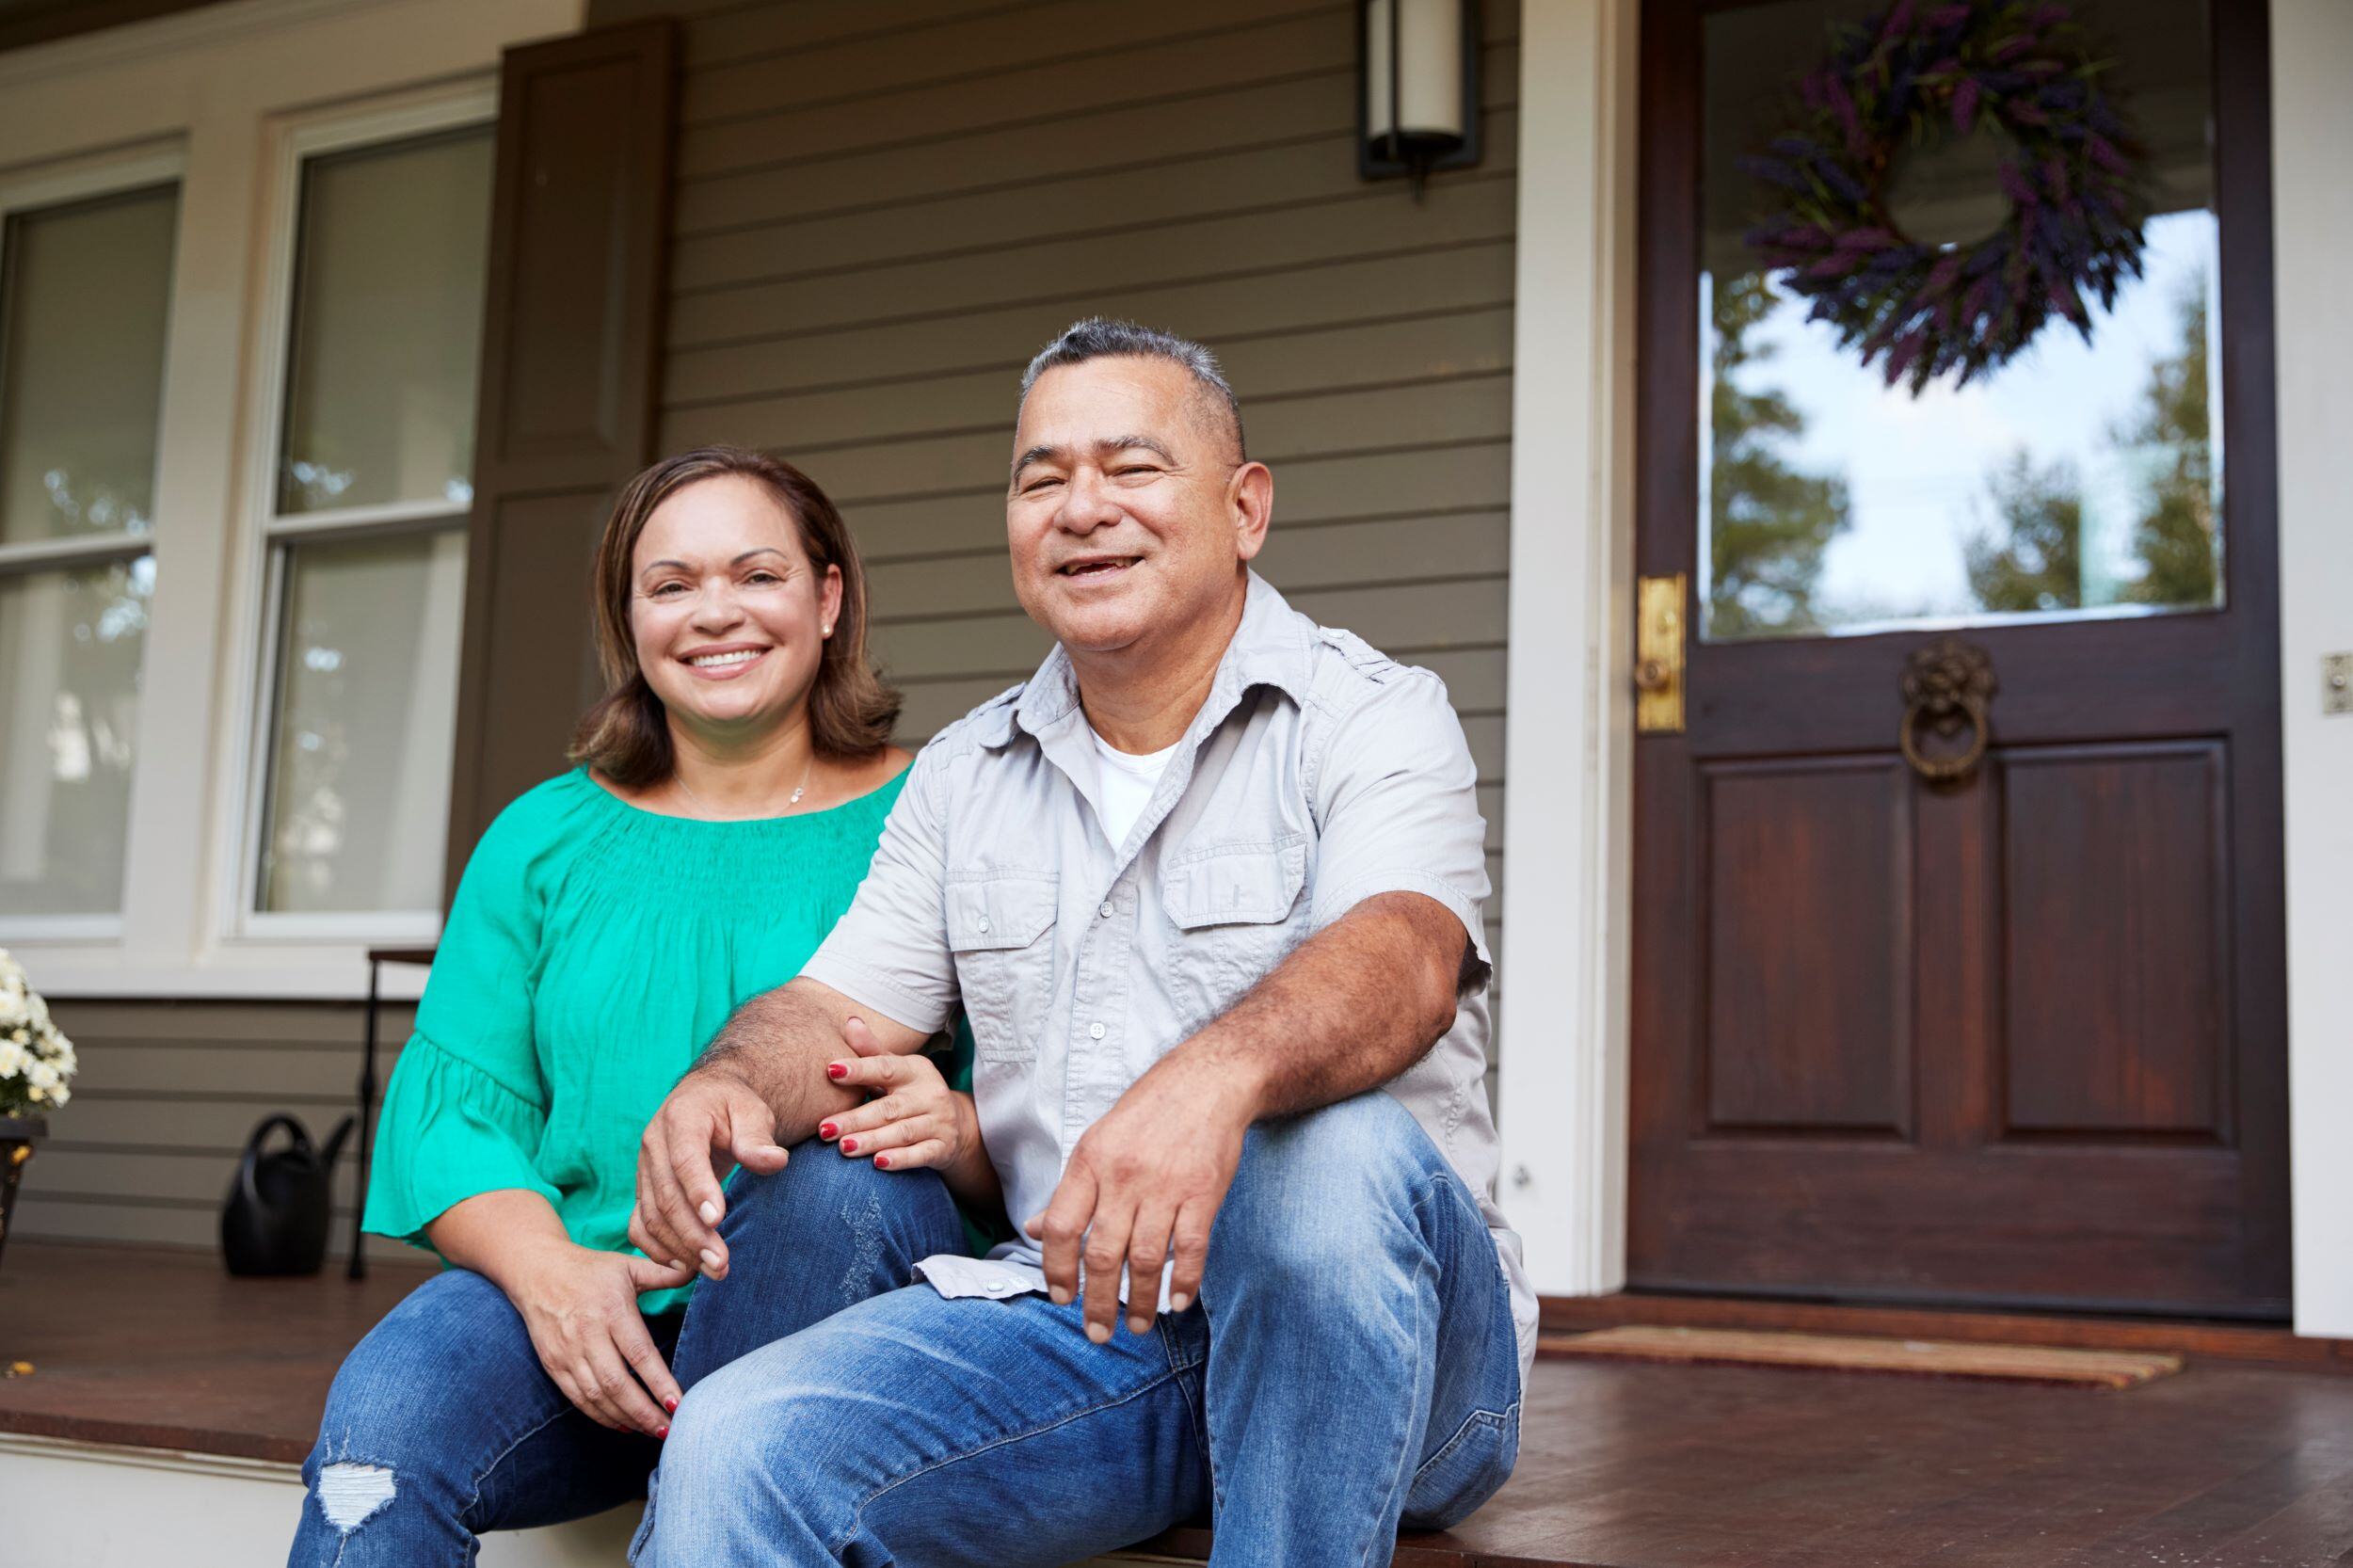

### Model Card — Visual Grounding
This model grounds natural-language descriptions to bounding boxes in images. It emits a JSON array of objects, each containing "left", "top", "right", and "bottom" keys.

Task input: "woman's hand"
[
  {"left": 817, "top": 1016, "right": 979, "bottom": 1175},
  {"left": 507, "top": 1240, "right": 694, "bottom": 1437}
]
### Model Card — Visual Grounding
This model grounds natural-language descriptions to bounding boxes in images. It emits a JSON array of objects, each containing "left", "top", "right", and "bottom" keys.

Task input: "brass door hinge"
[{"left": 1635, "top": 573, "right": 1686, "bottom": 733}]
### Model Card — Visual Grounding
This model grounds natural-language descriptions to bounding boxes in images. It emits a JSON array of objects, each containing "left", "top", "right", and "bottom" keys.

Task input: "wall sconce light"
[{"left": 1359, "top": 0, "right": 1483, "bottom": 193}]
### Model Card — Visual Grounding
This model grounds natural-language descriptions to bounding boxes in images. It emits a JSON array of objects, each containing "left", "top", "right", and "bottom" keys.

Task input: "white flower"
[
  {"left": 48, "top": 1084, "right": 69, "bottom": 1108},
  {"left": 0, "top": 1040, "right": 23, "bottom": 1079},
  {"left": 25, "top": 992, "right": 47, "bottom": 1030},
  {"left": 0, "top": 998, "right": 22, "bottom": 1032},
  {"left": 26, "top": 1061, "right": 59, "bottom": 1092}
]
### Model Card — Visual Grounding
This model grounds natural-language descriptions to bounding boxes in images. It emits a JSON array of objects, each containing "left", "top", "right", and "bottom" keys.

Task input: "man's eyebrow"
[
  {"left": 1010, "top": 435, "right": 1179, "bottom": 481},
  {"left": 1100, "top": 434, "right": 1177, "bottom": 465},
  {"left": 1011, "top": 443, "right": 1063, "bottom": 480}
]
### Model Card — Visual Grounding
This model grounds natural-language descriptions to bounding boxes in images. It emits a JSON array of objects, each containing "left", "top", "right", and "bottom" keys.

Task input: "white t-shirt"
[{"left": 1089, "top": 727, "right": 1177, "bottom": 849}]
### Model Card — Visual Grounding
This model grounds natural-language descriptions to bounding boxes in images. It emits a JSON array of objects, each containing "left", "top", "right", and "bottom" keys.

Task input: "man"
[{"left": 629, "top": 319, "right": 1533, "bottom": 1566}]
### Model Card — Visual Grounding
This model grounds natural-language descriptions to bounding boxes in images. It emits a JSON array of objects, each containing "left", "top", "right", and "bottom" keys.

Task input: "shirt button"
[
  {"left": 985, "top": 1279, "right": 1010, "bottom": 1295},
  {"left": 976, "top": 916, "right": 991, "bottom": 934},
  {"left": 1099, "top": 902, "right": 1114, "bottom": 919},
  {"left": 1088, "top": 1021, "right": 1107, "bottom": 1040}
]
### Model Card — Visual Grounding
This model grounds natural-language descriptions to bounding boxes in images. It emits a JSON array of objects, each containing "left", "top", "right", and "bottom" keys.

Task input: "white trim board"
[
  {"left": 2271, "top": 0, "right": 2353, "bottom": 1339},
  {"left": 1495, "top": 0, "right": 1641, "bottom": 1298}
]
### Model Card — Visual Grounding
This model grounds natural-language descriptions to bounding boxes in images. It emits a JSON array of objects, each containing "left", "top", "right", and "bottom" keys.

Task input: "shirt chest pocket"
[
  {"left": 948, "top": 872, "right": 1058, "bottom": 1065},
  {"left": 1159, "top": 837, "right": 1309, "bottom": 1031}
]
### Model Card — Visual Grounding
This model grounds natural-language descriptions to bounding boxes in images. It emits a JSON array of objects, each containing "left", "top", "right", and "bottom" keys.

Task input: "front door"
[{"left": 1628, "top": 0, "right": 2288, "bottom": 1316}]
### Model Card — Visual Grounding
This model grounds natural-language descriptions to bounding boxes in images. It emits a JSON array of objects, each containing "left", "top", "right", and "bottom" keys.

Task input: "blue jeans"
[
  {"left": 288, "top": 1143, "right": 967, "bottom": 1565},
  {"left": 632, "top": 1093, "right": 1522, "bottom": 1567}
]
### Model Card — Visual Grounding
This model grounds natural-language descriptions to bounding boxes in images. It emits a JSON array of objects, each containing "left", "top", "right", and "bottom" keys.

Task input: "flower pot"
[{"left": 0, "top": 1114, "right": 45, "bottom": 1275}]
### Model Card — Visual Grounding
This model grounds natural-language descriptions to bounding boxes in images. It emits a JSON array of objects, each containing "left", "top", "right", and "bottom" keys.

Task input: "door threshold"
[{"left": 1538, "top": 1290, "right": 2348, "bottom": 1373}]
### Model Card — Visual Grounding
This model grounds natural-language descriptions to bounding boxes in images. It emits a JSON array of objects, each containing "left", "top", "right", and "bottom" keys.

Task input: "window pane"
[
  {"left": 0, "top": 184, "right": 178, "bottom": 545},
  {"left": 1699, "top": 0, "right": 2221, "bottom": 641},
  {"left": 0, "top": 557, "right": 151, "bottom": 915},
  {"left": 257, "top": 529, "right": 465, "bottom": 914},
  {"left": 278, "top": 128, "right": 492, "bottom": 515}
]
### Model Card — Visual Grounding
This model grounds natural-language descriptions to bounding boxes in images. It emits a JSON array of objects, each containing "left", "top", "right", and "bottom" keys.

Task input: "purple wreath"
[{"left": 1741, "top": 0, "right": 2149, "bottom": 393}]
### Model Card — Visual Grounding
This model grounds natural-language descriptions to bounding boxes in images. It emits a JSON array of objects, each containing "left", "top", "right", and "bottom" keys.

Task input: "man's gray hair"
[{"left": 1019, "top": 317, "right": 1247, "bottom": 462}]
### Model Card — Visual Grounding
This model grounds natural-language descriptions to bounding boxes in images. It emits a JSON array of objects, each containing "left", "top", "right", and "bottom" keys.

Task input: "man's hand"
[
  {"left": 629, "top": 1067, "right": 791, "bottom": 1281},
  {"left": 1031, "top": 1054, "right": 1259, "bottom": 1343}
]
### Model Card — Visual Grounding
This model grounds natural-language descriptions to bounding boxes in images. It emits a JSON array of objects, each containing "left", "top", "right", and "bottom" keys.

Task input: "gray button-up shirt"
[{"left": 803, "top": 573, "right": 1535, "bottom": 1382}]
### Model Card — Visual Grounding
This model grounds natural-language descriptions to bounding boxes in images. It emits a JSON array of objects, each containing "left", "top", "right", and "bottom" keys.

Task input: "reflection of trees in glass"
[
  {"left": 1709, "top": 274, "right": 1852, "bottom": 636},
  {"left": 1965, "top": 454, "right": 2084, "bottom": 613},
  {"left": 2119, "top": 279, "right": 2217, "bottom": 607},
  {"left": 1962, "top": 271, "right": 2216, "bottom": 617}
]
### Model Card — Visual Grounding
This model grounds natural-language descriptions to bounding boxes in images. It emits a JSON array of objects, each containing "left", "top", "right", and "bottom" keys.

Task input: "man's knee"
[
  {"left": 1209, "top": 1094, "right": 1443, "bottom": 1284},
  {"left": 654, "top": 1349, "right": 844, "bottom": 1526}
]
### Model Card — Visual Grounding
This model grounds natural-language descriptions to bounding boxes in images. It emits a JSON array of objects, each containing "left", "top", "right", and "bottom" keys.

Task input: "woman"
[{"left": 289, "top": 447, "right": 993, "bottom": 1564}]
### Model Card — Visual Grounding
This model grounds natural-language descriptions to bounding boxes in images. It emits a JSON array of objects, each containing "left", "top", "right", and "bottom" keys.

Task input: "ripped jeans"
[{"left": 288, "top": 1143, "right": 966, "bottom": 1565}]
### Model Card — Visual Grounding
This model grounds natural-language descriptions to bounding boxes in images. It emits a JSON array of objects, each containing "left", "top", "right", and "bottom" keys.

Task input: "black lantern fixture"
[{"left": 1359, "top": 0, "right": 1483, "bottom": 192}]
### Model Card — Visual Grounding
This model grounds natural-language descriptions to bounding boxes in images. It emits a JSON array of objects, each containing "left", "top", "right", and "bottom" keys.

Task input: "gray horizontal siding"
[
  {"left": 13, "top": 999, "right": 419, "bottom": 1261},
  {"left": 31, "top": 0, "right": 1520, "bottom": 1254},
  {"left": 608, "top": 0, "right": 1519, "bottom": 1104},
  {"left": 625, "top": 2, "right": 1518, "bottom": 734}
]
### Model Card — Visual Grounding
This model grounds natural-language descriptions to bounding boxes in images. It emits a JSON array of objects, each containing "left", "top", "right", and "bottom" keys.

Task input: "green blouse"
[{"left": 362, "top": 765, "right": 968, "bottom": 1314}]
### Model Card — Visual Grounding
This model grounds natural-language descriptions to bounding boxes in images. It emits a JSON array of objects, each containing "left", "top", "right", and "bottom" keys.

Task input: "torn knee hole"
[{"left": 317, "top": 1461, "right": 397, "bottom": 1532}]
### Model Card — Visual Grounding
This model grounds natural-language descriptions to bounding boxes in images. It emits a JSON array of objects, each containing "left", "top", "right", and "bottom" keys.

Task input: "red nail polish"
[
  {"left": 826, "top": 1063, "right": 848, "bottom": 1080},
  {"left": 819, "top": 1122, "right": 838, "bottom": 1140},
  {"left": 840, "top": 1137, "right": 858, "bottom": 1153},
  {"left": 657, "top": 1425, "right": 670, "bottom": 1439},
  {"left": 874, "top": 1154, "right": 891, "bottom": 1169},
  {"left": 663, "top": 1396, "right": 679, "bottom": 1413}
]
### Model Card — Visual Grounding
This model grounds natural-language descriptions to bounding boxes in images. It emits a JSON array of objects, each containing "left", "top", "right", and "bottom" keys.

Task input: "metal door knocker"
[{"left": 1899, "top": 638, "right": 1996, "bottom": 785}]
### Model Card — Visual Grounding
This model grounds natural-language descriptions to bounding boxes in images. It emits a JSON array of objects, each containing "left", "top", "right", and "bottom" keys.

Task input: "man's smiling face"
[{"left": 1005, "top": 355, "right": 1259, "bottom": 657}]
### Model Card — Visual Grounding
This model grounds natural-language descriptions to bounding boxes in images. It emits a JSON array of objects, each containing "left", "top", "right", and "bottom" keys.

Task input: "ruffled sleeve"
[{"left": 360, "top": 792, "right": 562, "bottom": 1249}]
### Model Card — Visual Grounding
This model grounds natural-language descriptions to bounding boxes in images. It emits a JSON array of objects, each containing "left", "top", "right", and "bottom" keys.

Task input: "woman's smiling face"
[{"left": 630, "top": 472, "right": 841, "bottom": 741}]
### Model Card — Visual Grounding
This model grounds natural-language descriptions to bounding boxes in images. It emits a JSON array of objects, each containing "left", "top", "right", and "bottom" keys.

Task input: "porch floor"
[{"left": 5, "top": 1242, "right": 2353, "bottom": 1566}]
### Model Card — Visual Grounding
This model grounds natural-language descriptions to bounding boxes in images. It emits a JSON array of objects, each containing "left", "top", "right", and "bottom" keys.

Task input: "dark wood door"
[{"left": 1628, "top": 0, "right": 2289, "bottom": 1317}]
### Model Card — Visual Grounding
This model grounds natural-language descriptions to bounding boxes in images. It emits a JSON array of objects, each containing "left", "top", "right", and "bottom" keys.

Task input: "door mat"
[{"left": 1539, "top": 1325, "right": 2182, "bottom": 1388}]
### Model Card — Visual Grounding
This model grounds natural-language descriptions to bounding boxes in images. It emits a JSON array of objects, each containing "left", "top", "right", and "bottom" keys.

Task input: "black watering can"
[{"left": 222, "top": 1112, "right": 355, "bottom": 1276}]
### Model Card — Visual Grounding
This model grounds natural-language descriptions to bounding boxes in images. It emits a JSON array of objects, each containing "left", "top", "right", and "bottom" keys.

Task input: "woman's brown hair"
[{"left": 569, "top": 446, "right": 900, "bottom": 786}]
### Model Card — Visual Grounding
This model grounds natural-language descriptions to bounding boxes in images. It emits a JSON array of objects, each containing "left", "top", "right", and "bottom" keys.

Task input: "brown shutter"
[{"left": 442, "top": 19, "right": 677, "bottom": 907}]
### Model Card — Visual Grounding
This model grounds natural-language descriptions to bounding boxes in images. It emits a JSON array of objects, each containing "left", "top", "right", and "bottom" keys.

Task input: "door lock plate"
[{"left": 1636, "top": 573, "right": 1687, "bottom": 734}]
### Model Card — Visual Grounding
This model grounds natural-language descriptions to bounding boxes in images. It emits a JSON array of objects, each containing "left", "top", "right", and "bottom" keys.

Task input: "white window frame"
[
  {"left": 0, "top": 143, "right": 189, "bottom": 947},
  {"left": 215, "top": 83, "right": 495, "bottom": 948}
]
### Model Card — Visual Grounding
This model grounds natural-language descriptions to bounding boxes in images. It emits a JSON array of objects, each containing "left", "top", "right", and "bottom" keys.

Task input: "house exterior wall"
[
  {"left": 17, "top": 997, "right": 416, "bottom": 1257},
  {"left": 0, "top": 0, "right": 583, "bottom": 1253},
  {"left": 595, "top": 0, "right": 1521, "bottom": 983},
  {"left": 8, "top": 0, "right": 1521, "bottom": 1253}
]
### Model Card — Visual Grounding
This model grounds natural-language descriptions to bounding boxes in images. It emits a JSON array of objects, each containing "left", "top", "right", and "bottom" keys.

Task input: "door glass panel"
[
  {"left": 0, "top": 184, "right": 179, "bottom": 545},
  {"left": 0, "top": 557, "right": 152, "bottom": 915},
  {"left": 255, "top": 527, "right": 466, "bottom": 914},
  {"left": 1699, "top": 0, "right": 2220, "bottom": 641},
  {"left": 277, "top": 127, "right": 493, "bottom": 516}
]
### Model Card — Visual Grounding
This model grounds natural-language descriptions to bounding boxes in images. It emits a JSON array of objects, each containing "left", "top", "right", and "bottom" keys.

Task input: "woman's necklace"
[{"left": 672, "top": 751, "right": 815, "bottom": 820}]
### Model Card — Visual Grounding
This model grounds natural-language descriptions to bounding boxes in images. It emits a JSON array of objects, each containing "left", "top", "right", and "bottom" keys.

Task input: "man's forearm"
[
  {"left": 1159, "top": 890, "right": 1466, "bottom": 1122},
  {"left": 696, "top": 980, "right": 863, "bottom": 1141}
]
